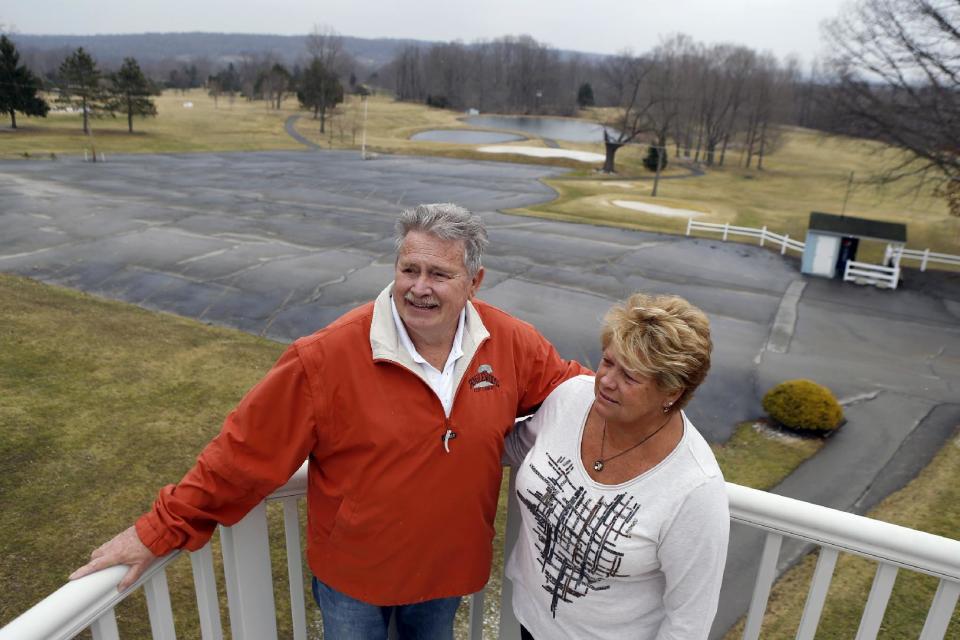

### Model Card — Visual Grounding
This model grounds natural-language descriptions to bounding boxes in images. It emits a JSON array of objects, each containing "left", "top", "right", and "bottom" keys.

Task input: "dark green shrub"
[
  {"left": 643, "top": 145, "right": 667, "bottom": 172},
  {"left": 762, "top": 379, "right": 843, "bottom": 433},
  {"left": 425, "top": 94, "right": 450, "bottom": 109},
  {"left": 577, "top": 82, "right": 595, "bottom": 108}
]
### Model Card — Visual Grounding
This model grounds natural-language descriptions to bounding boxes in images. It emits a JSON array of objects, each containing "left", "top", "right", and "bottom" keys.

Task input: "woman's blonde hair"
[{"left": 601, "top": 292, "right": 712, "bottom": 410}]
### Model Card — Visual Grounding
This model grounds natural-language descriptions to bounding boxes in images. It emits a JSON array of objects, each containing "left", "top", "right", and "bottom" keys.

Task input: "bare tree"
[
  {"left": 256, "top": 63, "right": 291, "bottom": 109},
  {"left": 599, "top": 52, "right": 654, "bottom": 173},
  {"left": 390, "top": 45, "right": 425, "bottom": 102},
  {"left": 823, "top": 0, "right": 959, "bottom": 196},
  {"left": 380, "top": 34, "right": 589, "bottom": 116}
]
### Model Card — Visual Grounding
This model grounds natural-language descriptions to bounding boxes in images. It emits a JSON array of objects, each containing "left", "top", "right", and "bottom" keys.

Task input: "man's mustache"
[{"left": 405, "top": 292, "right": 440, "bottom": 307}]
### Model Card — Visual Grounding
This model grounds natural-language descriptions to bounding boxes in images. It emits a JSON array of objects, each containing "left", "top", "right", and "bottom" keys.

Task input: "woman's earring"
[{"left": 662, "top": 403, "right": 672, "bottom": 413}]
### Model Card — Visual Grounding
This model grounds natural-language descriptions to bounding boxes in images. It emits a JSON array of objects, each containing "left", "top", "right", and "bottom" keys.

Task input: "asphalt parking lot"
[
  {"left": 2, "top": 150, "right": 958, "bottom": 636},
  {"left": 0, "top": 150, "right": 812, "bottom": 436}
]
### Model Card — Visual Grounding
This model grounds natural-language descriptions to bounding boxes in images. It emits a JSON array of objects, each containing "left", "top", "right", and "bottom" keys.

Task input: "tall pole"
[
  {"left": 651, "top": 144, "right": 664, "bottom": 197},
  {"left": 87, "top": 108, "right": 97, "bottom": 163},
  {"left": 840, "top": 170, "right": 854, "bottom": 216},
  {"left": 360, "top": 95, "right": 368, "bottom": 160}
]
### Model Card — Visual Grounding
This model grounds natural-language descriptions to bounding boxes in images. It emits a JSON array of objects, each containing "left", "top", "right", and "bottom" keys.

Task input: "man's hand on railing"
[{"left": 68, "top": 525, "right": 157, "bottom": 591}]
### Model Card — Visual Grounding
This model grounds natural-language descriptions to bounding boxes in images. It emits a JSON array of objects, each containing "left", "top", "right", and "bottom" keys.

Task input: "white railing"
[
  {"left": 728, "top": 484, "right": 959, "bottom": 640},
  {"left": 4, "top": 468, "right": 959, "bottom": 640},
  {"left": 885, "top": 245, "right": 960, "bottom": 272},
  {"left": 844, "top": 259, "right": 900, "bottom": 290},
  {"left": 686, "top": 219, "right": 806, "bottom": 255}
]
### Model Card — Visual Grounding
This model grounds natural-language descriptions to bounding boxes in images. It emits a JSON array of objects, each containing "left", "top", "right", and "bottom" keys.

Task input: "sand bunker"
[
  {"left": 613, "top": 200, "right": 705, "bottom": 218},
  {"left": 476, "top": 145, "right": 605, "bottom": 163}
]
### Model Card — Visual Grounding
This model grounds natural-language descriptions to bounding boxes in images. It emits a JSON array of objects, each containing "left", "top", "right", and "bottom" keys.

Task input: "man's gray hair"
[{"left": 395, "top": 203, "right": 489, "bottom": 277}]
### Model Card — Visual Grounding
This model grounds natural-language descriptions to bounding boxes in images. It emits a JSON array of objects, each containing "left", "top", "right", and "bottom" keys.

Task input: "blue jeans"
[{"left": 312, "top": 577, "right": 461, "bottom": 640}]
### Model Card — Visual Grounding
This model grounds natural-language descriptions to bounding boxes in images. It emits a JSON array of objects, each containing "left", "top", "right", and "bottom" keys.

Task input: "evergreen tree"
[
  {"left": 108, "top": 57, "right": 158, "bottom": 133},
  {"left": 0, "top": 35, "right": 49, "bottom": 129},
  {"left": 576, "top": 82, "right": 595, "bottom": 108},
  {"left": 297, "top": 58, "right": 343, "bottom": 132},
  {"left": 643, "top": 145, "right": 668, "bottom": 172},
  {"left": 58, "top": 47, "right": 109, "bottom": 133}
]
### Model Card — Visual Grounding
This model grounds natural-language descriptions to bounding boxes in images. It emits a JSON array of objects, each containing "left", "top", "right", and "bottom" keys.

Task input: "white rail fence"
[
  {"left": 844, "top": 260, "right": 900, "bottom": 290},
  {"left": 3, "top": 466, "right": 959, "bottom": 640},
  {"left": 686, "top": 219, "right": 805, "bottom": 255},
  {"left": 885, "top": 245, "right": 960, "bottom": 272}
]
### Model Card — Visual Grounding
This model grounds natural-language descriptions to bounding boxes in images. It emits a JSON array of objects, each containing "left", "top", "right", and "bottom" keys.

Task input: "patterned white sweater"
[{"left": 504, "top": 376, "right": 729, "bottom": 639}]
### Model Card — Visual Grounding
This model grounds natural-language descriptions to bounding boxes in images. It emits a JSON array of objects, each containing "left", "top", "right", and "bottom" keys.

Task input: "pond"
[
  {"left": 410, "top": 129, "right": 526, "bottom": 144},
  {"left": 464, "top": 115, "right": 608, "bottom": 143}
]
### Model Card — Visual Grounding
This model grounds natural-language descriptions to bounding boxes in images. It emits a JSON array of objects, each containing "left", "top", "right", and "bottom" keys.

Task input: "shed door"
[{"left": 811, "top": 235, "right": 840, "bottom": 277}]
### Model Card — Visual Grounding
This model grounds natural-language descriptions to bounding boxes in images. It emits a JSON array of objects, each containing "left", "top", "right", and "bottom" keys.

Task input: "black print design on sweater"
[{"left": 518, "top": 452, "right": 641, "bottom": 616}]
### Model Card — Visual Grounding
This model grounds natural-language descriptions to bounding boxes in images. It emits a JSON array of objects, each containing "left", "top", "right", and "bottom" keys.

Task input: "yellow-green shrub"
[{"left": 762, "top": 379, "right": 844, "bottom": 433}]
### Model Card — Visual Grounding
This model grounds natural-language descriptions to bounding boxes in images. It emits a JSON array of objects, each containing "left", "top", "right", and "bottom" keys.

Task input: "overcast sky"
[{"left": 4, "top": 0, "right": 850, "bottom": 62}]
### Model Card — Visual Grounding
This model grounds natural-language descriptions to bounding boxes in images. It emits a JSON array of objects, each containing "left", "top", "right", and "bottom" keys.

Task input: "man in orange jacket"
[{"left": 70, "top": 203, "right": 587, "bottom": 639}]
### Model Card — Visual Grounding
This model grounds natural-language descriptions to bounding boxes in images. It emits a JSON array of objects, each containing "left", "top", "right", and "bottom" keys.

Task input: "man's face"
[{"left": 393, "top": 231, "right": 484, "bottom": 345}]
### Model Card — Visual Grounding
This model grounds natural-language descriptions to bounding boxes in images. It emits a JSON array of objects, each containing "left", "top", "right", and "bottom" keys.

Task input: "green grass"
[
  {"left": 0, "top": 89, "right": 306, "bottom": 158},
  {"left": 713, "top": 421, "right": 824, "bottom": 490},
  {"left": 722, "top": 427, "right": 960, "bottom": 639},
  {"left": 0, "top": 273, "right": 828, "bottom": 637},
  {"left": 509, "top": 128, "right": 959, "bottom": 260},
  {"left": 0, "top": 273, "right": 288, "bottom": 637}
]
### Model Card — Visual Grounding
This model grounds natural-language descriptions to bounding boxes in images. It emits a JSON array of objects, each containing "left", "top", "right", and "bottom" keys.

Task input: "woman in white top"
[{"left": 504, "top": 292, "right": 729, "bottom": 639}]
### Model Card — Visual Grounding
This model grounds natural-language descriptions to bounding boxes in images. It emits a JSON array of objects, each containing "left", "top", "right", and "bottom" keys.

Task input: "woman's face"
[{"left": 594, "top": 347, "right": 681, "bottom": 427}]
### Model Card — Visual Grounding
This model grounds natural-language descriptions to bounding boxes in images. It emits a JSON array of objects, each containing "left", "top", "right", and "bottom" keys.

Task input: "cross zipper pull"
[{"left": 442, "top": 429, "right": 457, "bottom": 453}]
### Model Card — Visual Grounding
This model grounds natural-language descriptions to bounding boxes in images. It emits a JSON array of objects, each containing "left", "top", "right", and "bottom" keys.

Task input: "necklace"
[{"left": 593, "top": 413, "right": 673, "bottom": 472}]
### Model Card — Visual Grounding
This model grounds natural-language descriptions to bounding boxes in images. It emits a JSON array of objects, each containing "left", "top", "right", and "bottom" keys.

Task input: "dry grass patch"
[
  {"left": 0, "top": 89, "right": 305, "bottom": 158},
  {"left": 509, "top": 127, "right": 956, "bottom": 258},
  {"left": 714, "top": 421, "right": 824, "bottom": 490},
  {"left": 722, "top": 428, "right": 960, "bottom": 639},
  {"left": 0, "top": 273, "right": 290, "bottom": 636}
]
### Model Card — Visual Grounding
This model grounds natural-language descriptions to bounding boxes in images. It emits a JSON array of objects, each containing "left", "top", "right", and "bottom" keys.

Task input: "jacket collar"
[{"left": 370, "top": 284, "right": 490, "bottom": 389}]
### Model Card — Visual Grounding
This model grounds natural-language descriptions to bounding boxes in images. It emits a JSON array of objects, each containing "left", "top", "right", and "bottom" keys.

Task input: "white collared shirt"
[{"left": 390, "top": 296, "right": 465, "bottom": 417}]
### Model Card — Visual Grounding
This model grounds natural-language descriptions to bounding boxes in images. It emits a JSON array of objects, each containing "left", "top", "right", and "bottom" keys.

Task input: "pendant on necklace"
[{"left": 593, "top": 460, "right": 604, "bottom": 472}]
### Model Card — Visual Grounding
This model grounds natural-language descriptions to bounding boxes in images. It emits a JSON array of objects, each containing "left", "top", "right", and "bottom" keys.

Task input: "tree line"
[
  {"left": 0, "top": 27, "right": 358, "bottom": 134},
  {"left": 0, "top": 36, "right": 159, "bottom": 133},
  {"left": 377, "top": 34, "right": 804, "bottom": 172}
]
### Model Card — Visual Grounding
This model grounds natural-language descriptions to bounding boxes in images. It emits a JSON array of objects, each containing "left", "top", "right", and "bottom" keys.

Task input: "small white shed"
[{"left": 802, "top": 212, "right": 907, "bottom": 280}]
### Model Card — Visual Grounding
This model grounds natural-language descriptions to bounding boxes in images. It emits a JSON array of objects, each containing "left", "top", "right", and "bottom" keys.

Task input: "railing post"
[
  {"left": 884, "top": 244, "right": 892, "bottom": 264},
  {"left": 281, "top": 497, "right": 307, "bottom": 640},
  {"left": 781, "top": 234, "right": 789, "bottom": 255},
  {"left": 760, "top": 226, "right": 767, "bottom": 247},
  {"left": 855, "top": 564, "right": 899, "bottom": 639},
  {"left": 190, "top": 544, "right": 225, "bottom": 640},
  {"left": 919, "top": 579, "right": 960, "bottom": 640},
  {"left": 499, "top": 466, "right": 522, "bottom": 640},
  {"left": 922, "top": 248, "right": 930, "bottom": 272},
  {"left": 796, "top": 548, "right": 839, "bottom": 640},
  {"left": 723, "top": 223, "right": 729, "bottom": 241},
  {"left": 143, "top": 569, "right": 177, "bottom": 640},
  {"left": 742, "top": 532, "right": 784, "bottom": 640},
  {"left": 220, "top": 502, "right": 279, "bottom": 640},
  {"left": 686, "top": 217, "right": 693, "bottom": 236},
  {"left": 90, "top": 611, "right": 120, "bottom": 640},
  {"left": 468, "top": 589, "right": 486, "bottom": 640}
]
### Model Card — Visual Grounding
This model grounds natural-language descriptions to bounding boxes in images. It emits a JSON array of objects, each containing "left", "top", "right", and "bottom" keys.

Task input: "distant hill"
[
  {"left": 10, "top": 32, "right": 434, "bottom": 70},
  {"left": 11, "top": 32, "right": 607, "bottom": 74}
]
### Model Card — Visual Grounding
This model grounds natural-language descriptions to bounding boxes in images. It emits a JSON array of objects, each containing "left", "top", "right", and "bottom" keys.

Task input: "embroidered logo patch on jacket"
[{"left": 469, "top": 364, "right": 500, "bottom": 391}]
